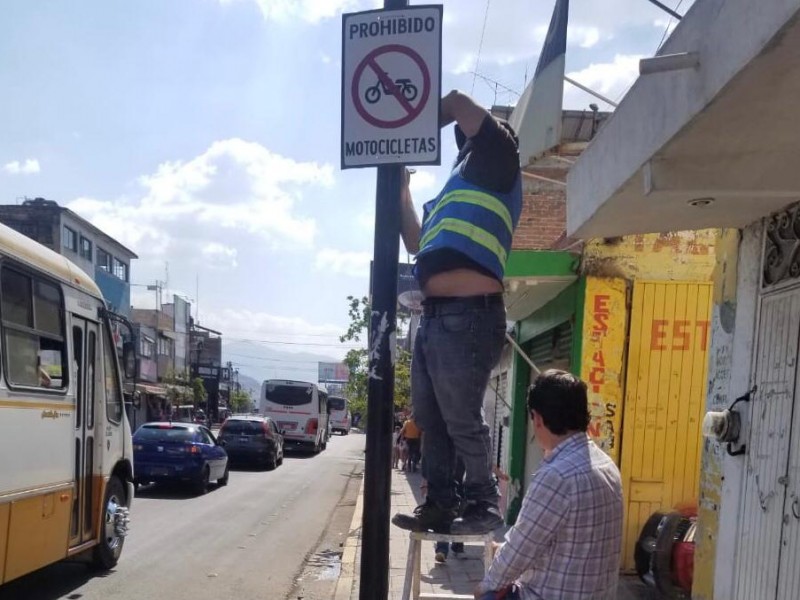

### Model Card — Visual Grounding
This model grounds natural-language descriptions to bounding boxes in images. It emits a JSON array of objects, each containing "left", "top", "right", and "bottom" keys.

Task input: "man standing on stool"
[{"left": 392, "top": 90, "right": 522, "bottom": 535}]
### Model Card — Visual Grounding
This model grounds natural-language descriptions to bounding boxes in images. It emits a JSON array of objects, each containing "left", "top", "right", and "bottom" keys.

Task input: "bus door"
[{"left": 69, "top": 316, "right": 100, "bottom": 546}]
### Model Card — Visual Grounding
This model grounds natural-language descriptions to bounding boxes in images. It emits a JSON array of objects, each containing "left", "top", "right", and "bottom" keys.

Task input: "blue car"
[{"left": 133, "top": 422, "right": 229, "bottom": 495}]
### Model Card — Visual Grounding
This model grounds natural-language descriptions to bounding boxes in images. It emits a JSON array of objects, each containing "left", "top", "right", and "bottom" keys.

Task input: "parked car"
[
  {"left": 217, "top": 416, "right": 284, "bottom": 470},
  {"left": 133, "top": 422, "right": 229, "bottom": 494},
  {"left": 635, "top": 510, "right": 696, "bottom": 598}
]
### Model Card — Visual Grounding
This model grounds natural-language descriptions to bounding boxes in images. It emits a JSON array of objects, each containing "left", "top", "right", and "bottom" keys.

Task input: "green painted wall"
[
  {"left": 506, "top": 277, "right": 586, "bottom": 524},
  {"left": 505, "top": 250, "right": 578, "bottom": 279},
  {"left": 518, "top": 279, "right": 580, "bottom": 344}
]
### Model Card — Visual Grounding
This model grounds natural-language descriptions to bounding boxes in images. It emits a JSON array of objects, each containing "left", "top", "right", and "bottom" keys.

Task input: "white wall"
[{"left": 713, "top": 222, "right": 763, "bottom": 598}]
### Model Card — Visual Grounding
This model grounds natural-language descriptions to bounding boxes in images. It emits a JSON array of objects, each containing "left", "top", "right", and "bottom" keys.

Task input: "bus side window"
[
  {"left": 102, "top": 326, "right": 123, "bottom": 423},
  {"left": 1, "top": 267, "right": 66, "bottom": 390}
]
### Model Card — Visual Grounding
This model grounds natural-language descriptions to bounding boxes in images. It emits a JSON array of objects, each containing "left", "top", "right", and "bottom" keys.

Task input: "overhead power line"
[
  {"left": 225, "top": 352, "right": 341, "bottom": 364},
  {"left": 471, "top": 0, "right": 492, "bottom": 95},
  {"left": 655, "top": 0, "right": 686, "bottom": 52},
  {"left": 224, "top": 335, "right": 362, "bottom": 348}
]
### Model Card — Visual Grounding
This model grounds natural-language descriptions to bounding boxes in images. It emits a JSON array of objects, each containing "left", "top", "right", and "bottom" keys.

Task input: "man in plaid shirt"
[{"left": 476, "top": 370, "right": 623, "bottom": 600}]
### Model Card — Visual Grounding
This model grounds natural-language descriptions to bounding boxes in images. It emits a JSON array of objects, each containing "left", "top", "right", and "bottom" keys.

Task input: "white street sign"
[{"left": 341, "top": 5, "right": 442, "bottom": 169}]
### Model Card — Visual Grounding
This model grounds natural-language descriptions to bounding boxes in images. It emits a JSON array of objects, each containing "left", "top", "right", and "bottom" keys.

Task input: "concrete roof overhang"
[
  {"left": 567, "top": 0, "right": 800, "bottom": 238},
  {"left": 504, "top": 251, "right": 578, "bottom": 322}
]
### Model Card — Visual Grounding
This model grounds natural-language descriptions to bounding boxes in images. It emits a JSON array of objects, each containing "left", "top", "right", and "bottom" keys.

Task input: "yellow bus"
[{"left": 0, "top": 222, "right": 136, "bottom": 585}]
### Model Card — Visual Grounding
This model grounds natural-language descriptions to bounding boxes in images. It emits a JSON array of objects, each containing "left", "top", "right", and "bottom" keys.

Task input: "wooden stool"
[{"left": 401, "top": 531, "right": 494, "bottom": 600}]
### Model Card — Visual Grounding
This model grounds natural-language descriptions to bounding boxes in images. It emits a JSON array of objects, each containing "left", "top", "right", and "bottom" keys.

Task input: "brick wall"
[
  {"left": 513, "top": 191, "right": 566, "bottom": 250},
  {"left": 512, "top": 160, "right": 568, "bottom": 250}
]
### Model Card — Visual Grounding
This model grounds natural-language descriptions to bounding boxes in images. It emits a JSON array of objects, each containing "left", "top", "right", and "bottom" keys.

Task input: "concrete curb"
[{"left": 334, "top": 474, "right": 364, "bottom": 600}]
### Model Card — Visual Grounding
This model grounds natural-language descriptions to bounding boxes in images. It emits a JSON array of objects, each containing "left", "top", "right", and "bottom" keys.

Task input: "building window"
[
  {"left": 63, "top": 226, "right": 78, "bottom": 252},
  {"left": 139, "top": 335, "right": 154, "bottom": 359},
  {"left": 97, "top": 247, "right": 112, "bottom": 272},
  {"left": 112, "top": 257, "right": 128, "bottom": 281},
  {"left": 80, "top": 236, "right": 93, "bottom": 261},
  {"left": 0, "top": 267, "right": 67, "bottom": 390},
  {"left": 158, "top": 337, "right": 172, "bottom": 356}
]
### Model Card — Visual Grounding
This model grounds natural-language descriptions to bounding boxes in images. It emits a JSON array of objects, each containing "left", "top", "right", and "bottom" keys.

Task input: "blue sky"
[{"left": 0, "top": 0, "right": 692, "bottom": 378}]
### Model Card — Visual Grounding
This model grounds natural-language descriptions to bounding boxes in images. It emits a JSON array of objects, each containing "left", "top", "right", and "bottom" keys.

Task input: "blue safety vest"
[{"left": 415, "top": 163, "right": 522, "bottom": 281}]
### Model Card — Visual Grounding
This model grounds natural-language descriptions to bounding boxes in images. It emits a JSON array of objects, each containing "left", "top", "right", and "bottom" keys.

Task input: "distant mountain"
[
  {"left": 236, "top": 373, "right": 262, "bottom": 400},
  {"left": 223, "top": 340, "right": 348, "bottom": 388}
]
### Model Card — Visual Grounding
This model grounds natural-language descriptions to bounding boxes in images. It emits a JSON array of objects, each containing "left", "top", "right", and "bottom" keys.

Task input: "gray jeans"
[{"left": 412, "top": 295, "right": 506, "bottom": 508}]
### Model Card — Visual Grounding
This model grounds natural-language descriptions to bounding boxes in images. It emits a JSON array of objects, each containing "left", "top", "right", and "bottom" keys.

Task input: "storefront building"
[{"left": 566, "top": 1, "right": 800, "bottom": 597}]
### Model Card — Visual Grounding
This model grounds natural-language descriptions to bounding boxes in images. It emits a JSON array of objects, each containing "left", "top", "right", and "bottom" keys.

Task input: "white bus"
[
  {"left": 260, "top": 380, "right": 329, "bottom": 453},
  {"left": 0, "top": 222, "right": 136, "bottom": 585},
  {"left": 328, "top": 395, "right": 351, "bottom": 435}
]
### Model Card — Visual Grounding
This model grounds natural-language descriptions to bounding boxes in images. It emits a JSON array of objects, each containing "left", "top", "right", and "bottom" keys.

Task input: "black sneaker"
[
  {"left": 450, "top": 502, "right": 503, "bottom": 535},
  {"left": 392, "top": 500, "right": 456, "bottom": 533}
]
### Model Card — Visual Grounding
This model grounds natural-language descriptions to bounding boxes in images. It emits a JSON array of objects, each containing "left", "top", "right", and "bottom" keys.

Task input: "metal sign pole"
[
  {"left": 360, "top": 165, "right": 403, "bottom": 600},
  {"left": 359, "top": 2, "right": 408, "bottom": 597}
]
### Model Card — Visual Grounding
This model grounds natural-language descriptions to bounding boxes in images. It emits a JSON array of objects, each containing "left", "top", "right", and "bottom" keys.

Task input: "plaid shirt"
[{"left": 481, "top": 433, "right": 623, "bottom": 599}]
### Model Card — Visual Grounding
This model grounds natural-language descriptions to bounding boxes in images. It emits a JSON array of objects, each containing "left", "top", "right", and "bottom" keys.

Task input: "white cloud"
[
  {"left": 219, "top": 0, "right": 361, "bottom": 23},
  {"left": 409, "top": 169, "right": 437, "bottom": 194},
  {"left": 564, "top": 54, "right": 644, "bottom": 108},
  {"left": 202, "top": 242, "right": 239, "bottom": 268},
  {"left": 3, "top": 158, "right": 40, "bottom": 175},
  {"left": 444, "top": 0, "right": 694, "bottom": 76},
  {"left": 314, "top": 247, "right": 371, "bottom": 278},
  {"left": 68, "top": 138, "right": 332, "bottom": 278},
  {"left": 570, "top": 26, "right": 602, "bottom": 49}
]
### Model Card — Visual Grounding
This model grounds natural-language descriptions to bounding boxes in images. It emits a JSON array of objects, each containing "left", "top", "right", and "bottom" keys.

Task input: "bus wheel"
[{"left": 93, "top": 476, "right": 129, "bottom": 570}]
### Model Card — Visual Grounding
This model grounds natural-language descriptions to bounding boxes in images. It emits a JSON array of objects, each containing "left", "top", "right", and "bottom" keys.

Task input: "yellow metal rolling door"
[{"left": 619, "top": 281, "right": 712, "bottom": 570}]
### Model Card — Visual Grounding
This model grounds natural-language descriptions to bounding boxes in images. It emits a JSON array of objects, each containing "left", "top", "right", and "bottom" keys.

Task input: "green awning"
[{"left": 504, "top": 250, "right": 579, "bottom": 321}]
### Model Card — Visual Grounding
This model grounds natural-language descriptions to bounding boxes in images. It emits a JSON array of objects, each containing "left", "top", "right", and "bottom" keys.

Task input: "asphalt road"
[{"left": 0, "top": 432, "right": 365, "bottom": 600}]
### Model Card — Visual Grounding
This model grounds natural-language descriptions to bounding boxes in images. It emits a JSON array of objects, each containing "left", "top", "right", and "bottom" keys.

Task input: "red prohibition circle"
[{"left": 351, "top": 44, "right": 431, "bottom": 129}]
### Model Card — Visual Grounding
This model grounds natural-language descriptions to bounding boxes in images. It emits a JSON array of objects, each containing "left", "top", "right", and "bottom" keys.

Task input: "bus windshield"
[{"left": 265, "top": 384, "right": 313, "bottom": 406}]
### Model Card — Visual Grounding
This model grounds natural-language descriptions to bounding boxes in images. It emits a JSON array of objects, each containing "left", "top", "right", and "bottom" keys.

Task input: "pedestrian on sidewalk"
[
  {"left": 400, "top": 413, "right": 422, "bottom": 472},
  {"left": 476, "top": 370, "right": 623, "bottom": 600},
  {"left": 393, "top": 89, "right": 522, "bottom": 536},
  {"left": 392, "top": 425, "right": 403, "bottom": 469}
]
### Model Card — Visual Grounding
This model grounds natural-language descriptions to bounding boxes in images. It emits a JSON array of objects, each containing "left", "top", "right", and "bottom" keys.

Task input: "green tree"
[
  {"left": 230, "top": 388, "right": 252, "bottom": 413},
  {"left": 192, "top": 377, "right": 207, "bottom": 409},
  {"left": 340, "top": 295, "right": 411, "bottom": 420}
]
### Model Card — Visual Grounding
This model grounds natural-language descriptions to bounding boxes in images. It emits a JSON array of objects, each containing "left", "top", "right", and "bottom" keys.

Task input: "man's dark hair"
[{"left": 527, "top": 369, "right": 590, "bottom": 435}]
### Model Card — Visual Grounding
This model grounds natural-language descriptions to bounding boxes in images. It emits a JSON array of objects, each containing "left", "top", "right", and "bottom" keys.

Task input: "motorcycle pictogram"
[{"left": 364, "top": 76, "right": 418, "bottom": 104}]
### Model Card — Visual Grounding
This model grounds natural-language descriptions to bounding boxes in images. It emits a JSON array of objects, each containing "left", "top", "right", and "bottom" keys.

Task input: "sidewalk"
[{"left": 337, "top": 467, "right": 654, "bottom": 600}]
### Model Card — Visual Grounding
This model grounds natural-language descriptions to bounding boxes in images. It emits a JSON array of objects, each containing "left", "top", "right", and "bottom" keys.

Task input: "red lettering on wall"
[
  {"left": 696, "top": 320, "right": 710, "bottom": 351},
  {"left": 592, "top": 294, "right": 610, "bottom": 336},
  {"left": 589, "top": 366, "right": 604, "bottom": 393},
  {"left": 647, "top": 318, "right": 712, "bottom": 351},
  {"left": 589, "top": 294, "right": 611, "bottom": 393},
  {"left": 651, "top": 320, "right": 668, "bottom": 350},
  {"left": 673, "top": 320, "right": 690, "bottom": 351}
]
